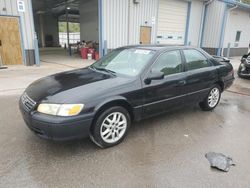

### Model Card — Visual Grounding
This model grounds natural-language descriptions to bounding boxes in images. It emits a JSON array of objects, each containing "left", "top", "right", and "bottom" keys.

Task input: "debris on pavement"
[{"left": 205, "top": 152, "right": 235, "bottom": 172}]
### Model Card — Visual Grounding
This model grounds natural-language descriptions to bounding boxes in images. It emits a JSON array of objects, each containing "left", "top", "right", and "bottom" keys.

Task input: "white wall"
[
  {"left": 224, "top": 8, "right": 250, "bottom": 48},
  {"left": 103, "top": 0, "right": 129, "bottom": 49},
  {"left": 128, "top": 0, "right": 158, "bottom": 45},
  {"left": 103, "top": 0, "right": 158, "bottom": 49},
  {"left": 187, "top": 0, "right": 203, "bottom": 47},
  {"left": 202, "top": 0, "right": 225, "bottom": 48},
  {"left": 102, "top": 0, "right": 205, "bottom": 49},
  {"left": 79, "top": 0, "right": 99, "bottom": 42}
]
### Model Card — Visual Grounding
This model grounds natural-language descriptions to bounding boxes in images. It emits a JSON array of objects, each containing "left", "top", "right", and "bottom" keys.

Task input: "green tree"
[
  {"left": 58, "top": 22, "right": 80, "bottom": 33},
  {"left": 242, "top": 0, "right": 250, "bottom": 4}
]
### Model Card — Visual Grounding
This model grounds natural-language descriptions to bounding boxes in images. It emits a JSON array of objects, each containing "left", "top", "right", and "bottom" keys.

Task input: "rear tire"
[
  {"left": 90, "top": 106, "right": 131, "bottom": 148},
  {"left": 199, "top": 85, "right": 221, "bottom": 111}
]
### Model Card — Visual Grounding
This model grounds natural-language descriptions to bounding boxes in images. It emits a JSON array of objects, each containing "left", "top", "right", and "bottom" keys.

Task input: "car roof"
[{"left": 122, "top": 44, "right": 195, "bottom": 51}]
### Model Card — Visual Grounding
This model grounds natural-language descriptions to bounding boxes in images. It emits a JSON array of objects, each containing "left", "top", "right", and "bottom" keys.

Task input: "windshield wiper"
[{"left": 90, "top": 66, "right": 116, "bottom": 75}]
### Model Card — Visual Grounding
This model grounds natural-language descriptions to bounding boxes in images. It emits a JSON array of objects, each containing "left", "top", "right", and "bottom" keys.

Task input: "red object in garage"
[
  {"left": 81, "top": 48, "right": 88, "bottom": 59},
  {"left": 95, "top": 52, "right": 99, "bottom": 60},
  {"left": 88, "top": 48, "right": 95, "bottom": 59}
]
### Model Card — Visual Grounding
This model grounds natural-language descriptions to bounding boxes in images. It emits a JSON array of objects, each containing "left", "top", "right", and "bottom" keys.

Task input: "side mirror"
[{"left": 144, "top": 72, "right": 164, "bottom": 85}]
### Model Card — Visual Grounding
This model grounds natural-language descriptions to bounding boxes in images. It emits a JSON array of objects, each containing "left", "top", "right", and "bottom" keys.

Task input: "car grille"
[{"left": 21, "top": 93, "right": 36, "bottom": 111}]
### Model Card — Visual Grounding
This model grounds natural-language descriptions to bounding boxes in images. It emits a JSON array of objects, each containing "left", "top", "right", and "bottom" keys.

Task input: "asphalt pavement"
[
  {"left": 0, "top": 56, "right": 250, "bottom": 187},
  {"left": 0, "top": 91, "right": 250, "bottom": 187}
]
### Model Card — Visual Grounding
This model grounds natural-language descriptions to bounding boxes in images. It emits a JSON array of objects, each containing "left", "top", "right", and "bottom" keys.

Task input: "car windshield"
[{"left": 90, "top": 48, "right": 155, "bottom": 76}]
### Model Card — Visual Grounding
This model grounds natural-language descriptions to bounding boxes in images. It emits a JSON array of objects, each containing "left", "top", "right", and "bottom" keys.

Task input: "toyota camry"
[{"left": 19, "top": 45, "right": 234, "bottom": 148}]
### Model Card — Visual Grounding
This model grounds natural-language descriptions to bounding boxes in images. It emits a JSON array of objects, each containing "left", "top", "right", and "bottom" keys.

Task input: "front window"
[
  {"left": 151, "top": 50, "right": 183, "bottom": 76},
  {"left": 91, "top": 48, "right": 155, "bottom": 76}
]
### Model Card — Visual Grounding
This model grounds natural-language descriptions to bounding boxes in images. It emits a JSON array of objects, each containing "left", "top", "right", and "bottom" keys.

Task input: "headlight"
[{"left": 37, "top": 103, "right": 84, "bottom": 116}]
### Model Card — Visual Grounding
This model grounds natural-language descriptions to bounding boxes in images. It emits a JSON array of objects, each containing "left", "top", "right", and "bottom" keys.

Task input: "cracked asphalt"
[{"left": 1, "top": 56, "right": 250, "bottom": 187}]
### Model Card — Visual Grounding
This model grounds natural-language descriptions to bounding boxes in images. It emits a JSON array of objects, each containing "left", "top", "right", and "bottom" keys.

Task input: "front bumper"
[{"left": 19, "top": 100, "right": 94, "bottom": 141}]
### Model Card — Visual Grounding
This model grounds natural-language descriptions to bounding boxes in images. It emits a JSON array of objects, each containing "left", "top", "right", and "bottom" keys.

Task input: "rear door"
[
  {"left": 142, "top": 50, "right": 186, "bottom": 117},
  {"left": 182, "top": 49, "right": 218, "bottom": 102}
]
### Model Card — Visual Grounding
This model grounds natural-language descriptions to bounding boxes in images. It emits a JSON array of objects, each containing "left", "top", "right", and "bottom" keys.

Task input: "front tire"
[
  {"left": 199, "top": 85, "right": 221, "bottom": 111},
  {"left": 90, "top": 106, "right": 131, "bottom": 148}
]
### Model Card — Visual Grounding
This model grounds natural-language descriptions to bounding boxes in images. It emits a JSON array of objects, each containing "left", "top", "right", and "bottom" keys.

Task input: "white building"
[
  {"left": 202, "top": 0, "right": 250, "bottom": 56},
  {"left": 0, "top": 0, "right": 249, "bottom": 66}
]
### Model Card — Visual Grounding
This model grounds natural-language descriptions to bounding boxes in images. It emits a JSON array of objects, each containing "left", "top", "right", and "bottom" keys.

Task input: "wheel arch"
[
  {"left": 215, "top": 80, "right": 224, "bottom": 91},
  {"left": 90, "top": 97, "right": 134, "bottom": 131}
]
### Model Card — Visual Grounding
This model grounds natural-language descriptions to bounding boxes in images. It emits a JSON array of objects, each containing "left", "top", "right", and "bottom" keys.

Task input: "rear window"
[{"left": 183, "top": 49, "right": 210, "bottom": 71}]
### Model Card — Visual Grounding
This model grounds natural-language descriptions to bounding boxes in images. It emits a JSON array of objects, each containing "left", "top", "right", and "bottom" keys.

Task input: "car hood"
[{"left": 25, "top": 67, "right": 133, "bottom": 103}]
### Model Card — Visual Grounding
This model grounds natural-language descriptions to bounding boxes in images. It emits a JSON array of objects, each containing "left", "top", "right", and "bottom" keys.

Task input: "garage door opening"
[
  {"left": 157, "top": 0, "right": 188, "bottom": 45},
  {"left": 31, "top": 0, "right": 100, "bottom": 66}
]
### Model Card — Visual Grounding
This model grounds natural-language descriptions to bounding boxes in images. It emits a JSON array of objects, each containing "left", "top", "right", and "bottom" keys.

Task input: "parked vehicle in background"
[
  {"left": 238, "top": 53, "right": 250, "bottom": 79},
  {"left": 19, "top": 45, "right": 234, "bottom": 148}
]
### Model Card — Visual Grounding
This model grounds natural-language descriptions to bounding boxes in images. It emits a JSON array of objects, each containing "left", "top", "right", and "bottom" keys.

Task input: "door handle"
[
  {"left": 177, "top": 80, "right": 186, "bottom": 86},
  {"left": 0, "top": 40, "right": 2, "bottom": 46}
]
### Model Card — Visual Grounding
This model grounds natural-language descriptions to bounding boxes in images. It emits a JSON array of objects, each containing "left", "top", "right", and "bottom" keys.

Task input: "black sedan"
[{"left": 19, "top": 45, "right": 234, "bottom": 148}]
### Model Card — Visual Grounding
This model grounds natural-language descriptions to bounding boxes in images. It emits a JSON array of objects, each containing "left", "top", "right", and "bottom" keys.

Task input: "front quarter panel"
[{"left": 79, "top": 78, "right": 143, "bottom": 119}]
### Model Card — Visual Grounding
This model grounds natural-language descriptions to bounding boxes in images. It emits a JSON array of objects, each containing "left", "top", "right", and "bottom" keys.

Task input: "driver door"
[{"left": 142, "top": 50, "right": 187, "bottom": 118}]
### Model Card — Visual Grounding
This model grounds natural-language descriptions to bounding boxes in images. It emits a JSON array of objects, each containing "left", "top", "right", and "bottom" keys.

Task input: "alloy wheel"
[
  {"left": 100, "top": 112, "right": 127, "bottom": 144},
  {"left": 208, "top": 88, "right": 220, "bottom": 108}
]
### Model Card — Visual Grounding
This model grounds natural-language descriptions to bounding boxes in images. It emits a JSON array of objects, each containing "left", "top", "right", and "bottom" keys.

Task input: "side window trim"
[
  {"left": 182, "top": 49, "right": 212, "bottom": 72},
  {"left": 149, "top": 50, "right": 185, "bottom": 78},
  {"left": 180, "top": 50, "right": 188, "bottom": 72}
]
